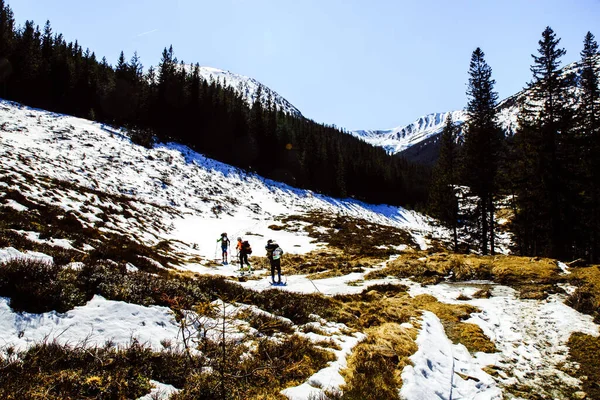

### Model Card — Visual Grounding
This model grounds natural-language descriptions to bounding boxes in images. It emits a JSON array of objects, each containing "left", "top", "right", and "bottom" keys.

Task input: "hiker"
[
  {"left": 237, "top": 237, "right": 252, "bottom": 271},
  {"left": 216, "top": 232, "right": 230, "bottom": 264},
  {"left": 265, "top": 239, "right": 283, "bottom": 284}
]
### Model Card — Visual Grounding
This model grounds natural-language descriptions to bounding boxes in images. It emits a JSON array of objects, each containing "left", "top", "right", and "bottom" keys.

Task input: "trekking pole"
[{"left": 307, "top": 277, "right": 321, "bottom": 294}]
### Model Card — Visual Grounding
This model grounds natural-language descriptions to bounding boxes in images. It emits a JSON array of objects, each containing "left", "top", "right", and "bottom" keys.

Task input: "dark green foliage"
[
  {"left": 172, "top": 334, "right": 334, "bottom": 400},
  {"left": 194, "top": 275, "right": 339, "bottom": 324},
  {"left": 127, "top": 126, "right": 155, "bottom": 148},
  {"left": 511, "top": 27, "right": 576, "bottom": 259},
  {"left": 429, "top": 115, "right": 460, "bottom": 250},
  {"left": 240, "top": 309, "right": 295, "bottom": 336},
  {"left": 462, "top": 48, "right": 504, "bottom": 255},
  {"left": 0, "top": 2, "right": 430, "bottom": 208},
  {"left": 0, "top": 261, "right": 337, "bottom": 399},
  {"left": 0, "top": 256, "right": 339, "bottom": 330},
  {"left": 576, "top": 32, "right": 600, "bottom": 262},
  {"left": 87, "top": 234, "right": 179, "bottom": 273}
]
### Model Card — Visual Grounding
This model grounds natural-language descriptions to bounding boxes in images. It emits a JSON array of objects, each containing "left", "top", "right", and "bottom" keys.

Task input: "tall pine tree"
[
  {"left": 462, "top": 48, "right": 504, "bottom": 255},
  {"left": 513, "top": 27, "right": 574, "bottom": 259},
  {"left": 0, "top": 0, "right": 15, "bottom": 94},
  {"left": 578, "top": 32, "right": 600, "bottom": 261},
  {"left": 429, "top": 114, "right": 460, "bottom": 250}
]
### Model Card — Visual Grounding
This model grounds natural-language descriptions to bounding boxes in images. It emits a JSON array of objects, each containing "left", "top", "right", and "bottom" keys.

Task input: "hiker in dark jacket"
[
  {"left": 265, "top": 239, "right": 283, "bottom": 284},
  {"left": 216, "top": 232, "right": 230, "bottom": 264},
  {"left": 237, "top": 237, "right": 252, "bottom": 271}
]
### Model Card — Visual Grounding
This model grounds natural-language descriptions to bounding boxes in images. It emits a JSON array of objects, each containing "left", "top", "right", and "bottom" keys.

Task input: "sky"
[{"left": 7, "top": 0, "right": 600, "bottom": 130}]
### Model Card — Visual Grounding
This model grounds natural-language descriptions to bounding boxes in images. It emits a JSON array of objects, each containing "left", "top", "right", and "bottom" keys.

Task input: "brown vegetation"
[
  {"left": 367, "top": 252, "right": 565, "bottom": 300},
  {"left": 567, "top": 265, "right": 600, "bottom": 323},
  {"left": 568, "top": 332, "right": 600, "bottom": 400}
]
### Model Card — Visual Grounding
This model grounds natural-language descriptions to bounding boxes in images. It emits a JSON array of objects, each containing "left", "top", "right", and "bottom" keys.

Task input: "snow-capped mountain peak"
[
  {"left": 195, "top": 66, "right": 303, "bottom": 117},
  {"left": 351, "top": 110, "right": 468, "bottom": 155}
]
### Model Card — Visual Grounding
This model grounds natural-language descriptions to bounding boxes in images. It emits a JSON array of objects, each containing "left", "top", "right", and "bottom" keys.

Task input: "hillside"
[{"left": 1, "top": 100, "right": 600, "bottom": 399}]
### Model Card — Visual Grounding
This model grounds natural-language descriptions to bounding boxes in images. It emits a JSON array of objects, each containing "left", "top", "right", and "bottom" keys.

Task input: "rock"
[{"left": 573, "top": 391, "right": 586, "bottom": 399}]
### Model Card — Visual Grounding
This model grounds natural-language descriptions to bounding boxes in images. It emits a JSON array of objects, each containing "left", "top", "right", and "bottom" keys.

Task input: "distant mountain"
[
  {"left": 195, "top": 66, "right": 303, "bottom": 117},
  {"left": 351, "top": 111, "right": 468, "bottom": 156},
  {"left": 350, "top": 58, "right": 593, "bottom": 164},
  {"left": 350, "top": 96, "right": 520, "bottom": 164}
]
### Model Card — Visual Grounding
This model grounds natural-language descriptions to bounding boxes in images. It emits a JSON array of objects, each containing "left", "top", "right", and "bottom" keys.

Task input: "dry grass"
[
  {"left": 367, "top": 252, "right": 565, "bottom": 300},
  {"left": 247, "top": 248, "right": 379, "bottom": 281},
  {"left": 341, "top": 323, "right": 418, "bottom": 400},
  {"left": 444, "top": 322, "right": 497, "bottom": 353},
  {"left": 567, "top": 265, "right": 600, "bottom": 323},
  {"left": 568, "top": 332, "right": 600, "bottom": 400},
  {"left": 334, "top": 284, "right": 497, "bottom": 397}
]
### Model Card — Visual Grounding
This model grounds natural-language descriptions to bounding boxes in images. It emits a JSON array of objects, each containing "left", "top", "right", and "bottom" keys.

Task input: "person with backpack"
[
  {"left": 236, "top": 237, "right": 252, "bottom": 271},
  {"left": 216, "top": 232, "right": 230, "bottom": 264},
  {"left": 265, "top": 239, "right": 283, "bottom": 284}
]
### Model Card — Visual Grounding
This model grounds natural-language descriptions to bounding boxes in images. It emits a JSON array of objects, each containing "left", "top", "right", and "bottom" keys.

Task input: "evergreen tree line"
[
  {"left": 0, "top": 1, "right": 430, "bottom": 208},
  {"left": 430, "top": 27, "right": 600, "bottom": 262}
]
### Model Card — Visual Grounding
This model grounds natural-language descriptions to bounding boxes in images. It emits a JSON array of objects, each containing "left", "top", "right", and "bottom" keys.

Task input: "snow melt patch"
[
  {"left": 400, "top": 311, "right": 501, "bottom": 400},
  {"left": 0, "top": 247, "right": 54, "bottom": 264},
  {"left": 137, "top": 380, "right": 179, "bottom": 400},
  {"left": 282, "top": 332, "right": 366, "bottom": 400},
  {"left": 5, "top": 199, "right": 28, "bottom": 211},
  {"left": 0, "top": 295, "right": 181, "bottom": 351},
  {"left": 405, "top": 281, "right": 600, "bottom": 395}
]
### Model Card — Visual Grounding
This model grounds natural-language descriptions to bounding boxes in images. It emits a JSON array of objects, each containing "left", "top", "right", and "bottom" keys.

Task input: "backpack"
[
  {"left": 242, "top": 240, "right": 252, "bottom": 254},
  {"left": 272, "top": 247, "right": 283, "bottom": 260}
]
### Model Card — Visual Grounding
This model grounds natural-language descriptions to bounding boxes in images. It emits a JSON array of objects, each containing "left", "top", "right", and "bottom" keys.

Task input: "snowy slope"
[
  {"left": 0, "top": 98, "right": 435, "bottom": 260},
  {"left": 196, "top": 66, "right": 303, "bottom": 117}
]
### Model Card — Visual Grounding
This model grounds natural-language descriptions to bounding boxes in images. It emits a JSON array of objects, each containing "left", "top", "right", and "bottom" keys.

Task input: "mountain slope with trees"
[{"left": 0, "top": 0, "right": 430, "bottom": 209}]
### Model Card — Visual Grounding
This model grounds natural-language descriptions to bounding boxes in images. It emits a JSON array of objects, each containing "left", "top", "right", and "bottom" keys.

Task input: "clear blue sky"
[{"left": 7, "top": 0, "right": 600, "bottom": 130}]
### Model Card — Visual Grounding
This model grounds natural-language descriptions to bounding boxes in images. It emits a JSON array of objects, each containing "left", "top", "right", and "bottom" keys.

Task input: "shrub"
[
  {"left": 0, "top": 340, "right": 176, "bottom": 400},
  {"left": 0, "top": 258, "right": 88, "bottom": 313}
]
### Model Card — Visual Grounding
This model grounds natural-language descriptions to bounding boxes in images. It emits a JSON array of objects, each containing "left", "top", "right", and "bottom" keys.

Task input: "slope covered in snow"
[
  {"left": 196, "top": 66, "right": 303, "bottom": 117},
  {"left": 0, "top": 98, "right": 433, "bottom": 258}
]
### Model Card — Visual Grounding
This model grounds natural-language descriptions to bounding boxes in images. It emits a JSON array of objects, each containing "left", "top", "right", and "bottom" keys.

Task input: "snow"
[
  {"left": 0, "top": 97, "right": 439, "bottom": 260},
  {"left": 400, "top": 311, "right": 502, "bottom": 400},
  {"left": 0, "top": 295, "right": 181, "bottom": 352},
  {"left": 0, "top": 247, "right": 54, "bottom": 264},
  {"left": 4, "top": 199, "right": 28, "bottom": 211},
  {"left": 195, "top": 66, "right": 303, "bottom": 117},
  {"left": 282, "top": 332, "right": 366, "bottom": 400},
  {"left": 351, "top": 110, "right": 468, "bottom": 155},
  {"left": 403, "top": 281, "right": 600, "bottom": 396},
  {"left": 350, "top": 58, "right": 589, "bottom": 157},
  {"left": 137, "top": 380, "right": 179, "bottom": 400}
]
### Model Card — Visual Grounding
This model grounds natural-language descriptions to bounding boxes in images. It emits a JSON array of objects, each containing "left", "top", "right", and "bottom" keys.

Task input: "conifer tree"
[
  {"left": 430, "top": 114, "right": 459, "bottom": 250},
  {"left": 513, "top": 27, "right": 574, "bottom": 258},
  {"left": 0, "top": 0, "right": 15, "bottom": 96},
  {"left": 0, "top": 0, "right": 14, "bottom": 59},
  {"left": 578, "top": 32, "right": 600, "bottom": 261},
  {"left": 462, "top": 48, "right": 504, "bottom": 255}
]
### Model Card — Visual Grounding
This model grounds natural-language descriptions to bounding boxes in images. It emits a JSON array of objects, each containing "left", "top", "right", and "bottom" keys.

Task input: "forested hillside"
[{"left": 0, "top": 0, "right": 430, "bottom": 208}]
